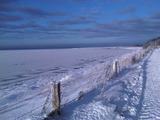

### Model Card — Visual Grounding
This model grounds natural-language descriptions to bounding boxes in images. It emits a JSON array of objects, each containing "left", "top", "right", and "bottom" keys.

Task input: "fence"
[
  {"left": 0, "top": 88, "right": 51, "bottom": 120},
  {"left": 48, "top": 48, "right": 148, "bottom": 118},
  {"left": 0, "top": 48, "right": 149, "bottom": 120}
]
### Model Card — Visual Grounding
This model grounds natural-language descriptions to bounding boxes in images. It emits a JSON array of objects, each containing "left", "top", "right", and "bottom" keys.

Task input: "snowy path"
[
  {"left": 53, "top": 48, "right": 160, "bottom": 120},
  {"left": 139, "top": 48, "right": 160, "bottom": 119},
  {"left": 53, "top": 51, "right": 150, "bottom": 120}
]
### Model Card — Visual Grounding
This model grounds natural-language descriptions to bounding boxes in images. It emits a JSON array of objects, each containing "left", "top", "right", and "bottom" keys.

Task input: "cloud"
[
  {"left": 52, "top": 18, "right": 95, "bottom": 25},
  {"left": 78, "top": 15, "right": 98, "bottom": 20},
  {"left": 140, "top": 0, "right": 153, "bottom": 6},
  {"left": 51, "top": 16, "right": 159, "bottom": 40},
  {"left": 51, "top": 11, "right": 68, "bottom": 16},
  {"left": 88, "top": 17, "right": 160, "bottom": 38},
  {"left": 0, "top": 5, "right": 68, "bottom": 17},
  {"left": 19, "top": 6, "right": 49, "bottom": 16},
  {"left": 0, "top": 0, "right": 18, "bottom": 4},
  {"left": 107, "top": 0, "right": 126, "bottom": 4},
  {"left": 0, "top": 5, "right": 16, "bottom": 12},
  {"left": 1, "top": 7, "right": 160, "bottom": 45},
  {"left": 151, "top": 14, "right": 160, "bottom": 19},
  {"left": 1, "top": 15, "right": 160, "bottom": 42},
  {"left": 149, "top": 10, "right": 160, "bottom": 19},
  {"left": 71, "top": 0, "right": 86, "bottom": 2},
  {"left": 19, "top": 6, "right": 67, "bottom": 17},
  {"left": 53, "top": 20, "right": 94, "bottom": 25},
  {"left": 0, "top": 13, "right": 23, "bottom": 22},
  {"left": 115, "top": 6, "right": 136, "bottom": 14},
  {"left": 0, "top": 22, "right": 41, "bottom": 31}
]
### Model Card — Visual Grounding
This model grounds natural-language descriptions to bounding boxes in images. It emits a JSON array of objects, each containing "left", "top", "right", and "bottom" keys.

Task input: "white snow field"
[
  {"left": 0, "top": 47, "right": 141, "bottom": 120},
  {"left": 54, "top": 48, "right": 160, "bottom": 120},
  {"left": 3, "top": 46, "right": 160, "bottom": 120}
]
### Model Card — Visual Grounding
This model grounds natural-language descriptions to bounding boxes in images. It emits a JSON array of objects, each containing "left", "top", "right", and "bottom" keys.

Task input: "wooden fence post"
[
  {"left": 113, "top": 61, "right": 118, "bottom": 77},
  {"left": 52, "top": 82, "right": 61, "bottom": 115},
  {"left": 115, "top": 61, "right": 118, "bottom": 76},
  {"left": 47, "top": 82, "right": 61, "bottom": 118}
]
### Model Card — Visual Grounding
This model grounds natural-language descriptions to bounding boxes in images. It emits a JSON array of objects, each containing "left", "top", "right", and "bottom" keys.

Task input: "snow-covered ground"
[
  {"left": 139, "top": 48, "right": 160, "bottom": 119},
  {"left": 0, "top": 47, "right": 138, "bottom": 89},
  {"left": 54, "top": 48, "right": 160, "bottom": 120},
  {"left": 0, "top": 47, "right": 140, "bottom": 120},
  {"left": 2, "top": 47, "right": 160, "bottom": 120}
]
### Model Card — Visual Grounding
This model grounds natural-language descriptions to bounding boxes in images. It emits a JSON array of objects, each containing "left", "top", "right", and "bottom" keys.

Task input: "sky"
[{"left": 0, "top": 0, "right": 160, "bottom": 49}]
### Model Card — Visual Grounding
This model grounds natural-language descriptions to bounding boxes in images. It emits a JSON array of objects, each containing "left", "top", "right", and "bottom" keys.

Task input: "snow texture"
[
  {"left": 139, "top": 48, "right": 160, "bottom": 119},
  {"left": 0, "top": 47, "right": 140, "bottom": 120},
  {"left": 54, "top": 48, "right": 160, "bottom": 120},
  {"left": 53, "top": 49, "right": 150, "bottom": 120},
  {"left": 60, "top": 48, "right": 146, "bottom": 105}
]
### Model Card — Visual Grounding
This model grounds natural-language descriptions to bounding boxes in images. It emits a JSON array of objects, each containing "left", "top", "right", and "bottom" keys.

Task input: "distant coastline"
[{"left": 0, "top": 43, "right": 142, "bottom": 50}]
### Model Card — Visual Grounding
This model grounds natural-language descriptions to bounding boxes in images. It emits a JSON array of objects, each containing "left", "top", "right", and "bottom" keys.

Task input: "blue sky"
[{"left": 0, "top": 0, "right": 160, "bottom": 49}]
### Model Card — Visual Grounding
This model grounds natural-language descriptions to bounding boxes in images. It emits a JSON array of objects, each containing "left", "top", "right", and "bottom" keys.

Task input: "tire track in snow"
[
  {"left": 139, "top": 48, "right": 160, "bottom": 119},
  {"left": 107, "top": 51, "right": 152, "bottom": 120},
  {"left": 135, "top": 51, "right": 152, "bottom": 119}
]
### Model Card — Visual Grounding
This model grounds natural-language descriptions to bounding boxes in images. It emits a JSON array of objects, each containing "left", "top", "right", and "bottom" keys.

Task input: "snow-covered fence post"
[
  {"left": 52, "top": 82, "right": 61, "bottom": 115},
  {"left": 47, "top": 82, "right": 61, "bottom": 118},
  {"left": 113, "top": 60, "right": 119, "bottom": 77}
]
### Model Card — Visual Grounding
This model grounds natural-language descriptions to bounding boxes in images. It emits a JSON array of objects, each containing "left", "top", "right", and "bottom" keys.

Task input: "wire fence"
[
  {"left": 0, "top": 48, "right": 149, "bottom": 120},
  {"left": 60, "top": 49, "right": 148, "bottom": 105},
  {"left": 0, "top": 87, "right": 52, "bottom": 120},
  {"left": 0, "top": 89, "right": 49, "bottom": 112}
]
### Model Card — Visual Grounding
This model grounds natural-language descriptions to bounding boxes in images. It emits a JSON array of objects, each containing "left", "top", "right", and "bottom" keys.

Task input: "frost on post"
[
  {"left": 48, "top": 82, "right": 61, "bottom": 117},
  {"left": 113, "top": 61, "right": 119, "bottom": 77}
]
